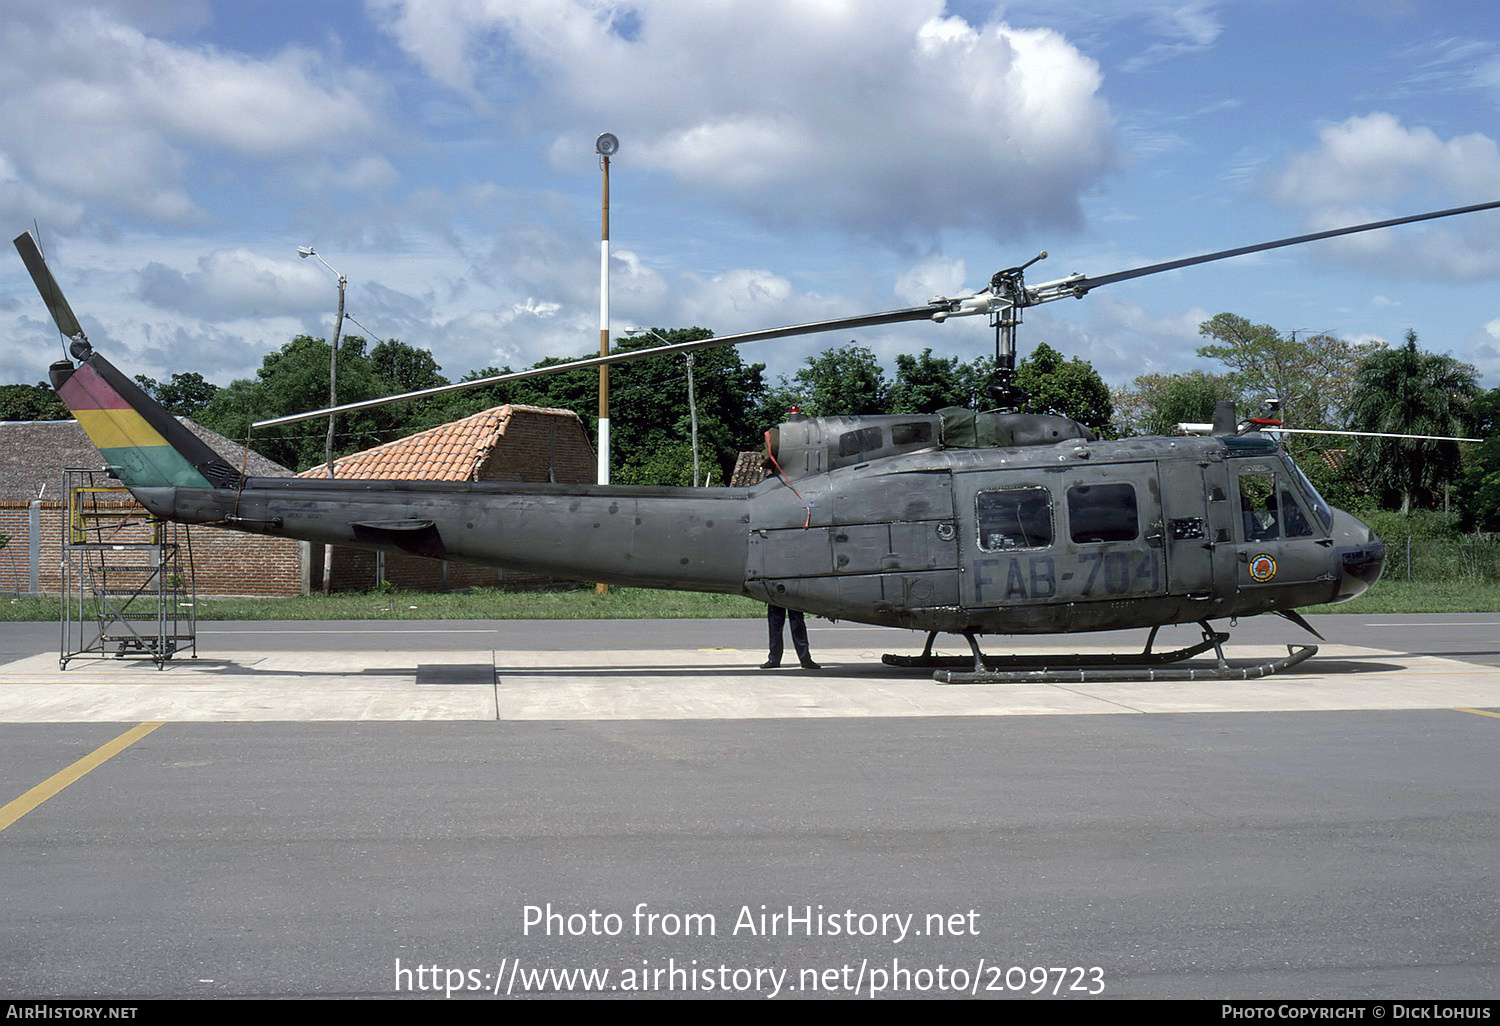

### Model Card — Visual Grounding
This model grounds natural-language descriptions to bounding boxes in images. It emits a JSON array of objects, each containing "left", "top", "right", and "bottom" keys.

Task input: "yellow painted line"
[
  {"left": 0, "top": 721, "right": 164, "bottom": 833},
  {"left": 1455, "top": 707, "right": 1500, "bottom": 720}
]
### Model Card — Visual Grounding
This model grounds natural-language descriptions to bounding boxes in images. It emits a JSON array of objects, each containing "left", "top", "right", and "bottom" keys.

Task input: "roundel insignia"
[{"left": 1248, "top": 553, "right": 1278, "bottom": 583}]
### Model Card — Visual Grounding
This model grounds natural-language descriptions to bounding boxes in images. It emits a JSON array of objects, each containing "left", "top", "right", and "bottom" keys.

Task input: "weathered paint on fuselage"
[{"left": 132, "top": 428, "right": 1383, "bottom": 636}]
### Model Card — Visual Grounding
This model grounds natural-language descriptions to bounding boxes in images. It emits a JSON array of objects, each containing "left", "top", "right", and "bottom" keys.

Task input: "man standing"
[{"left": 763, "top": 605, "right": 820, "bottom": 669}]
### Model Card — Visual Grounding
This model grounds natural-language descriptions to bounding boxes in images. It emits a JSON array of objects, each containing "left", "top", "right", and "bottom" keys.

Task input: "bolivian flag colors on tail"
[{"left": 55, "top": 358, "right": 216, "bottom": 490}]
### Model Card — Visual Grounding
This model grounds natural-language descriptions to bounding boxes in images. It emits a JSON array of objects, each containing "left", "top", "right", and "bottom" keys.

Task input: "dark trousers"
[{"left": 767, "top": 605, "right": 812, "bottom": 665}]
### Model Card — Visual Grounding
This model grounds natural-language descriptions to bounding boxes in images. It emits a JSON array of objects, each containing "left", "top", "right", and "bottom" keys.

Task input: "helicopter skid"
[
  {"left": 930, "top": 643, "right": 1317, "bottom": 685},
  {"left": 882, "top": 630, "right": 1230, "bottom": 671}
]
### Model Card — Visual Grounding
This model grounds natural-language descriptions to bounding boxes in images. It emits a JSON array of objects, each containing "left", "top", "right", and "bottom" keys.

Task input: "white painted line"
[
  {"left": 200, "top": 628, "right": 500, "bottom": 635},
  {"left": 1361, "top": 622, "right": 1500, "bottom": 627}
]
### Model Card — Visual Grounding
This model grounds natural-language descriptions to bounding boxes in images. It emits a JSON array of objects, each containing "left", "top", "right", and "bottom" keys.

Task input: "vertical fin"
[{"left": 50, "top": 356, "right": 238, "bottom": 489}]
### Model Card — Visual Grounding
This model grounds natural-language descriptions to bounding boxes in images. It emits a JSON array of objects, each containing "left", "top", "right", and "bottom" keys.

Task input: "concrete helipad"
[{"left": 1, "top": 640, "right": 1496, "bottom": 721}]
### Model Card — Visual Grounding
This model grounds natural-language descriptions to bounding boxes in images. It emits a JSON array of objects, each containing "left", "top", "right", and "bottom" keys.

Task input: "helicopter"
[{"left": 13, "top": 199, "right": 1499, "bottom": 683}]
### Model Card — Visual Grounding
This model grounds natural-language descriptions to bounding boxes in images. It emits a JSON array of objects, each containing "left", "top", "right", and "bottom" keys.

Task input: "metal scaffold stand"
[{"left": 60, "top": 468, "right": 196, "bottom": 670}]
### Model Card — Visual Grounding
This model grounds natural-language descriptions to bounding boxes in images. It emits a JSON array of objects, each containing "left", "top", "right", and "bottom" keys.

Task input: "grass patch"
[
  {"left": 1301, "top": 579, "right": 1500, "bottom": 615},
  {"left": 1, "top": 586, "right": 767, "bottom": 622},
  {"left": 4, "top": 578, "right": 1496, "bottom": 622}
]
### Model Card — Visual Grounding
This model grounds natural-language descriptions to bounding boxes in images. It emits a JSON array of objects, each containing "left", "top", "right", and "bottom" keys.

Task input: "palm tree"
[{"left": 1345, "top": 330, "right": 1478, "bottom": 514}]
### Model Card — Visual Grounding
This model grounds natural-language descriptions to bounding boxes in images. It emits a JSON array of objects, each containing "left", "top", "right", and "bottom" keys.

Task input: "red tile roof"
[{"left": 297, "top": 405, "right": 581, "bottom": 481}]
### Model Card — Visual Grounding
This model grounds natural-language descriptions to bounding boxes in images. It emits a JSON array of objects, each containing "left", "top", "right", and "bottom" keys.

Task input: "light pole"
[
  {"left": 297, "top": 246, "right": 347, "bottom": 479},
  {"left": 595, "top": 134, "right": 618, "bottom": 595},
  {"left": 595, "top": 133, "right": 618, "bottom": 488},
  {"left": 627, "top": 327, "right": 699, "bottom": 487},
  {"left": 298, "top": 245, "right": 346, "bottom": 594}
]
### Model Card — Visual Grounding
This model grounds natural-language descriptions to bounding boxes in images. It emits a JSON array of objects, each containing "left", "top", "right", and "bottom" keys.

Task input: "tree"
[
  {"left": 767, "top": 343, "right": 889, "bottom": 419},
  {"left": 1344, "top": 329, "right": 1479, "bottom": 514},
  {"left": 1457, "top": 386, "right": 1500, "bottom": 531},
  {"left": 134, "top": 372, "right": 220, "bottom": 418},
  {"left": 370, "top": 339, "right": 447, "bottom": 394},
  {"left": 888, "top": 349, "right": 990, "bottom": 413},
  {"left": 1113, "top": 370, "right": 1243, "bottom": 437},
  {"left": 1014, "top": 342, "right": 1113, "bottom": 435},
  {"left": 1196, "top": 313, "right": 1377, "bottom": 429},
  {"left": 432, "top": 328, "right": 768, "bottom": 487},
  {"left": 0, "top": 382, "right": 69, "bottom": 420},
  {"left": 609, "top": 329, "right": 767, "bottom": 486},
  {"left": 196, "top": 336, "right": 432, "bottom": 471}
]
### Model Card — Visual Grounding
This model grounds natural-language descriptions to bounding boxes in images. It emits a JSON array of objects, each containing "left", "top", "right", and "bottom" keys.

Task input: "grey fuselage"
[{"left": 132, "top": 417, "right": 1384, "bottom": 636}]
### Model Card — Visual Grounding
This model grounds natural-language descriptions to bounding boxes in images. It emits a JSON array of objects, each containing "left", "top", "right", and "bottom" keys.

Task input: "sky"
[{"left": 2, "top": 0, "right": 1499, "bottom": 407}]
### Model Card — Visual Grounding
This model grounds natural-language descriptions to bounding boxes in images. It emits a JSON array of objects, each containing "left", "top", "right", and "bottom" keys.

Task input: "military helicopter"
[{"left": 14, "top": 200, "right": 1499, "bottom": 682}]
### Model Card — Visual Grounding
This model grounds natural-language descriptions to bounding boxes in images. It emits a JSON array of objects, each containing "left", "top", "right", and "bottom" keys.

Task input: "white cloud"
[
  {"left": 370, "top": 0, "right": 1116, "bottom": 240},
  {"left": 1271, "top": 113, "right": 1500, "bottom": 280},
  {"left": 0, "top": 4, "right": 388, "bottom": 230},
  {"left": 1470, "top": 317, "right": 1500, "bottom": 381},
  {"left": 1035, "top": 295, "right": 1211, "bottom": 385},
  {"left": 1119, "top": 0, "right": 1225, "bottom": 71},
  {"left": 894, "top": 255, "right": 969, "bottom": 302},
  {"left": 1274, "top": 112, "right": 1500, "bottom": 208},
  {"left": 137, "top": 249, "right": 334, "bottom": 320}
]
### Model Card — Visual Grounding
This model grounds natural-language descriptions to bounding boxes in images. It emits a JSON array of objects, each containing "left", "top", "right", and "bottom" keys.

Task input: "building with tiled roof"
[
  {"left": 298, "top": 405, "right": 596, "bottom": 592},
  {"left": 730, "top": 450, "right": 770, "bottom": 487}
]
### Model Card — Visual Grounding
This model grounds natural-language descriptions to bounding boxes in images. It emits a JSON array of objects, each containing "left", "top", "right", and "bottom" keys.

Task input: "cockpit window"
[
  {"left": 1237, "top": 463, "right": 1318, "bottom": 541},
  {"left": 1282, "top": 455, "right": 1333, "bottom": 530},
  {"left": 1279, "top": 484, "right": 1314, "bottom": 537},
  {"left": 977, "top": 486, "right": 1053, "bottom": 551},
  {"left": 1238, "top": 465, "right": 1280, "bottom": 541}
]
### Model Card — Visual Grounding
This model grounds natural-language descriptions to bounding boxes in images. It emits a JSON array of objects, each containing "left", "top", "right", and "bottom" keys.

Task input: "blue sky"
[{"left": 2, "top": 0, "right": 1498, "bottom": 403}]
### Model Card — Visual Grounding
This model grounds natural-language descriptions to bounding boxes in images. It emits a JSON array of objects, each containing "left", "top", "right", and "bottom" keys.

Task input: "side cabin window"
[
  {"left": 977, "top": 486, "right": 1053, "bottom": 551},
  {"left": 891, "top": 421, "right": 933, "bottom": 446},
  {"left": 1068, "top": 483, "right": 1138, "bottom": 543},
  {"left": 1237, "top": 464, "right": 1315, "bottom": 542},
  {"left": 838, "top": 426, "right": 884, "bottom": 458}
]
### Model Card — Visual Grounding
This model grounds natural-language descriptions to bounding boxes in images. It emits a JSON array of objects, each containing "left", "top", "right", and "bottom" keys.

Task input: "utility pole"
[{"left": 298, "top": 245, "right": 346, "bottom": 595}]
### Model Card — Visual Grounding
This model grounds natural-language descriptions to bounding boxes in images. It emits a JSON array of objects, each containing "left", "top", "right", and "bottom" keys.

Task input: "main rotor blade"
[
  {"left": 1267, "top": 427, "right": 1482, "bottom": 442},
  {"left": 13, "top": 231, "right": 87, "bottom": 342},
  {"left": 1056, "top": 199, "right": 1500, "bottom": 296},
  {"left": 253, "top": 303, "right": 942, "bottom": 428}
]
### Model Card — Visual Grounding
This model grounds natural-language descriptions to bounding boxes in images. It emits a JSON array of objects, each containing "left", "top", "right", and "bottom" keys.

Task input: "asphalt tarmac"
[{"left": 0, "top": 614, "right": 1496, "bottom": 1001}]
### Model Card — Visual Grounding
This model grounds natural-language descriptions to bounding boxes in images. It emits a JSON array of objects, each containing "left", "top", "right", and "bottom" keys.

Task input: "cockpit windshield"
[{"left": 1281, "top": 454, "right": 1334, "bottom": 530}]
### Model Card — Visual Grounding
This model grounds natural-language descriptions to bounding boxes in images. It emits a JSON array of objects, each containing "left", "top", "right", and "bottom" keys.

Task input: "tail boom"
[{"left": 136, "top": 477, "right": 755, "bottom": 595}]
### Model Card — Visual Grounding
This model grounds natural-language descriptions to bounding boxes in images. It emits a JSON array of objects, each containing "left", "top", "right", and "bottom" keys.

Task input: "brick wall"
[
  {"left": 0, "top": 499, "right": 306, "bottom": 597},
  {"left": 477, "top": 408, "right": 597, "bottom": 485}
]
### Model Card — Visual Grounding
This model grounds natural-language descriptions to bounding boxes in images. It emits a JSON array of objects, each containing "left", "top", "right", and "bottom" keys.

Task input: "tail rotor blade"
[{"left": 13, "top": 231, "right": 90, "bottom": 352}]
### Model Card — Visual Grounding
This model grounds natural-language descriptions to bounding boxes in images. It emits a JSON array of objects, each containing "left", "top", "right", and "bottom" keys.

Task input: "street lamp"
[
  {"left": 627, "top": 327, "right": 700, "bottom": 487},
  {"left": 298, "top": 245, "right": 347, "bottom": 595},
  {"left": 297, "top": 245, "right": 347, "bottom": 480},
  {"left": 595, "top": 133, "right": 618, "bottom": 489},
  {"left": 595, "top": 134, "right": 618, "bottom": 596}
]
